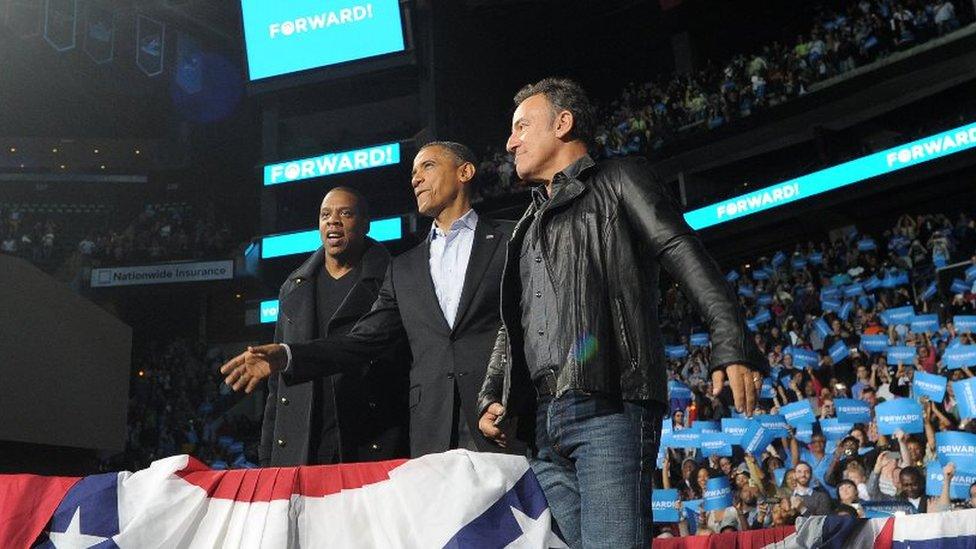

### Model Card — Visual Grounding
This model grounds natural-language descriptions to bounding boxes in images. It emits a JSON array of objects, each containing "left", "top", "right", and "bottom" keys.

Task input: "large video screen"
[{"left": 241, "top": 0, "right": 406, "bottom": 81}]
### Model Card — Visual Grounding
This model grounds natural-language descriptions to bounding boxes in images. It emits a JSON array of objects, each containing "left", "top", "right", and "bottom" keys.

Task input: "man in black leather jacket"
[{"left": 477, "top": 78, "right": 766, "bottom": 548}]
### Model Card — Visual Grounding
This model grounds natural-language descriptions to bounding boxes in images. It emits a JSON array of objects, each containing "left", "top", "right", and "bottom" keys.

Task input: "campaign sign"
[
  {"left": 821, "top": 287, "right": 842, "bottom": 301},
  {"left": 925, "top": 462, "right": 976, "bottom": 500},
  {"left": 690, "top": 333, "right": 710, "bottom": 347},
  {"left": 703, "top": 477, "right": 734, "bottom": 511},
  {"left": 821, "top": 417, "right": 854, "bottom": 441},
  {"left": 945, "top": 345, "right": 976, "bottom": 370},
  {"left": 844, "top": 283, "right": 865, "bottom": 297},
  {"left": 952, "top": 279, "right": 971, "bottom": 295},
  {"left": 683, "top": 500, "right": 703, "bottom": 534},
  {"left": 881, "top": 306, "right": 915, "bottom": 326},
  {"left": 795, "top": 423, "right": 814, "bottom": 444},
  {"left": 662, "top": 417, "right": 674, "bottom": 441},
  {"left": 668, "top": 380, "right": 693, "bottom": 400},
  {"left": 757, "top": 293, "right": 773, "bottom": 306},
  {"left": 860, "top": 334, "right": 889, "bottom": 353},
  {"left": 829, "top": 341, "right": 851, "bottom": 364},
  {"left": 875, "top": 399, "right": 924, "bottom": 435},
  {"left": 863, "top": 276, "right": 882, "bottom": 293},
  {"left": 665, "top": 345, "right": 689, "bottom": 360},
  {"left": 792, "top": 256, "right": 807, "bottom": 270},
  {"left": 701, "top": 432, "right": 733, "bottom": 457},
  {"left": 910, "top": 314, "right": 939, "bottom": 334},
  {"left": 821, "top": 298, "right": 842, "bottom": 313},
  {"left": 788, "top": 347, "right": 820, "bottom": 369},
  {"left": 952, "top": 377, "right": 976, "bottom": 419},
  {"left": 738, "top": 285, "right": 755, "bottom": 298},
  {"left": 740, "top": 421, "right": 773, "bottom": 456},
  {"left": 746, "top": 318, "right": 759, "bottom": 333},
  {"left": 912, "top": 371, "right": 947, "bottom": 403},
  {"left": 754, "top": 414, "right": 790, "bottom": 438},
  {"left": 771, "top": 251, "right": 787, "bottom": 268},
  {"left": 651, "top": 489, "right": 681, "bottom": 523},
  {"left": 753, "top": 269, "right": 770, "bottom": 281},
  {"left": 781, "top": 400, "right": 816, "bottom": 426},
  {"left": 760, "top": 378, "right": 775, "bottom": 399},
  {"left": 814, "top": 318, "right": 831, "bottom": 339},
  {"left": 862, "top": 500, "right": 917, "bottom": 518},
  {"left": 955, "top": 316, "right": 976, "bottom": 333},
  {"left": 935, "top": 431, "right": 976, "bottom": 471},
  {"left": 667, "top": 429, "right": 702, "bottom": 450},
  {"left": 967, "top": 264, "right": 976, "bottom": 283},
  {"left": 921, "top": 281, "right": 938, "bottom": 301},
  {"left": 753, "top": 308, "right": 772, "bottom": 325},
  {"left": 809, "top": 252, "right": 824, "bottom": 265},
  {"left": 857, "top": 238, "right": 877, "bottom": 251},
  {"left": 721, "top": 418, "right": 751, "bottom": 446},
  {"left": 886, "top": 345, "right": 917, "bottom": 365},
  {"left": 695, "top": 420, "right": 721, "bottom": 434},
  {"left": 834, "top": 398, "right": 872, "bottom": 423},
  {"left": 838, "top": 300, "right": 853, "bottom": 321},
  {"left": 726, "top": 270, "right": 740, "bottom": 282}
]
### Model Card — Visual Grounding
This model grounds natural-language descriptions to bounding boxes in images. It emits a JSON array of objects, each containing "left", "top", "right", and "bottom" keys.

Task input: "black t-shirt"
[{"left": 308, "top": 263, "right": 359, "bottom": 464}]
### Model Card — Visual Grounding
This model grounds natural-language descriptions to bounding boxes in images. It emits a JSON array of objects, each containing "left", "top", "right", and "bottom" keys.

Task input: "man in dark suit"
[
  {"left": 259, "top": 187, "right": 408, "bottom": 466},
  {"left": 222, "top": 142, "right": 519, "bottom": 457}
]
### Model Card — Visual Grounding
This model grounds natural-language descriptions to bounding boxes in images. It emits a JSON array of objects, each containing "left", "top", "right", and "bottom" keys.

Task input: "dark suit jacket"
[
  {"left": 260, "top": 239, "right": 409, "bottom": 466},
  {"left": 286, "top": 215, "right": 520, "bottom": 457}
]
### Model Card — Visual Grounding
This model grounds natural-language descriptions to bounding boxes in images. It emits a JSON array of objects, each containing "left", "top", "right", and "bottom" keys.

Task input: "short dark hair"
[
  {"left": 513, "top": 77, "right": 597, "bottom": 146},
  {"left": 420, "top": 141, "right": 477, "bottom": 168},
  {"left": 324, "top": 186, "right": 370, "bottom": 220}
]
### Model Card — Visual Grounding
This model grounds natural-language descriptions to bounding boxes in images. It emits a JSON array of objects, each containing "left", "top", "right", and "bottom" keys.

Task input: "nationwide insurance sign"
[
  {"left": 684, "top": 121, "right": 976, "bottom": 230},
  {"left": 90, "top": 260, "right": 234, "bottom": 288}
]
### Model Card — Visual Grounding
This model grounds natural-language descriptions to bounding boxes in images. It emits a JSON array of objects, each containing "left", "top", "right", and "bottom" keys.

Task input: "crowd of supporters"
[
  {"left": 653, "top": 210, "right": 976, "bottom": 538},
  {"left": 103, "top": 337, "right": 259, "bottom": 472},
  {"left": 477, "top": 0, "right": 970, "bottom": 200}
]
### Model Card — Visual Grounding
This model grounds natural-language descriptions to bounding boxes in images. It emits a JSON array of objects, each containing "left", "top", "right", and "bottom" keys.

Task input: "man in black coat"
[
  {"left": 260, "top": 187, "right": 408, "bottom": 466},
  {"left": 223, "top": 142, "right": 520, "bottom": 457}
]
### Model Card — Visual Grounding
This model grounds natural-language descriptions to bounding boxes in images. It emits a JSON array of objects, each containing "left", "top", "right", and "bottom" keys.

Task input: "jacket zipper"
[{"left": 615, "top": 297, "right": 638, "bottom": 368}]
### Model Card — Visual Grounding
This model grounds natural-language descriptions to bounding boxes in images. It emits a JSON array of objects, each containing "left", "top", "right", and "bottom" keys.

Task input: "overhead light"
[
  {"left": 134, "top": 149, "right": 141, "bottom": 155},
  {"left": 19, "top": 163, "right": 24, "bottom": 168},
  {"left": 52, "top": 147, "right": 58, "bottom": 153},
  {"left": 100, "top": 165, "right": 106, "bottom": 170},
  {"left": 59, "top": 164, "right": 66, "bottom": 169},
  {"left": 93, "top": 148, "right": 99, "bottom": 154},
  {"left": 9, "top": 147, "right": 15, "bottom": 153}
]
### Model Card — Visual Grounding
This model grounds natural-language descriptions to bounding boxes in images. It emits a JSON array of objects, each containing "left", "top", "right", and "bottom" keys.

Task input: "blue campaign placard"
[
  {"left": 661, "top": 417, "right": 673, "bottom": 445},
  {"left": 753, "top": 269, "right": 770, "bottom": 281},
  {"left": 808, "top": 252, "right": 823, "bottom": 265},
  {"left": 952, "top": 279, "right": 971, "bottom": 294},
  {"left": 754, "top": 414, "right": 790, "bottom": 438},
  {"left": 863, "top": 276, "right": 882, "bottom": 293},
  {"left": 667, "top": 428, "right": 702, "bottom": 450},
  {"left": 886, "top": 345, "right": 917, "bottom": 365},
  {"left": 821, "top": 298, "right": 842, "bottom": 313},
  {"left": 781, "top": 400, "right": 816, "bottom": 426},
  {"left": 703, "top": 477, "right": 734, "bottom": 511},
  {"left": 740, "top": 421, "right": 773, "bottom": 456},
  {"left": 668, "top": 380, "right": 693, "bottom": 400},
  {"left": 726, "top": 270, "right": 740, "bottom": 282},
  {"left": 753, "top": 308, "right": 772, "bottom": 324},
  {"left": 838, "top": 300, "right": 853, "bottom": 321},
  {"left": 695, "top": 420, "right": 721, "bottom": 434},
  {"left": 967, "top": 264, "right": 976, "bottom": 282},
  {"left": 760, "top": 378, "right": 775, "bottom": 399},
  {"left": 757, "top": 293, "right": 773, "bottom": 306},
  {"left": 829, "top": 341, "right": 850, "bottom": 364},
  {"left": 935, "top": 431, "right": 976, "bottom": 471},
  {"left": 241, "top": 0, "right": 406, "bottom": 80},
  {"left": 921, "top": 281, "right": 937, "bottom": 301},
  {"left": 881, "top": 306, "right": 915, "bottom": 326},
  {"left": 860, "top": 334, "right": 889, "bottom": 353},
  {"left": 857, "top": 238, "right": 877, "bottom": 251},
  {"left": 821, "top": 287, "right": 842, "bottom": 301},
  {"left": 794, "top": 423, "right": 814, "bottom": 444},
  {"left": 875, "top": 399, "right": 924, "bottom": 435},
  {"left": 683, "top": 499, "right": 703, "bottom": 534},
  {"left": 844, "top": 283, "right": 865, "bottom": 297},
  {"left": 721, "top": 418, "right": 751, "bottom": 446},
  {"left": 701, "top": 432, "right": 733, "bottom": 457},
  {"left": 912, "top": 371, "right": 947, "bottom": 403},
  {"left": 690, "top": 332, "right": 710, "bottom": 347},
  {"left": 791, "top": 256, "right": 807, "bottom": 270},
  {"left": 945, "top": 345, "right": 976, "bottom": 370},
  {"left": 738, "top": 285, "right": 755, "bottom": 298},
  {"left": 665, "top": 345, "right": 689, "bottom": 360},
  {"left": 788, "top": 346, "right": 820, "bottom": 369},
  {"left": 834, "top": 398, "right": 872, "bottom": 423},
  {"left": 910, "top": 314, "right": 939, "bottom": 334},
  {"left": 814, "top": 318, "right": 831, "bottom": 339},
  {"left": 651, "top": 489, "right": 680, "bottom": 523},
  {"left": 925, "top": 462, "right": 976, "bottom": 500},
  {"left": 821, "top": 417, "right": 854, "bottom": 440},
  {"left": 862, "top": 500, "right": 917, "bottom": 518},
  {"left": 955, "top": 316, "right": 976, "bottom": 333},
  {"left": 953, "top": 377, "right": 976, "bottom": 419},
  {"left": 771, "top": 251, "right": 787, "bottom": 268},
  {"left": 773, "top": 467, "right": 786, "bottom": 486}
]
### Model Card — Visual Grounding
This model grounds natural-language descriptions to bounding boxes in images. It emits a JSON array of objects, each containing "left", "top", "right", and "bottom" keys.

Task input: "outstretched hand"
[
  {"left": 219, "top": 343, "right": 287, "bottom": 394},
  {"left": 712, "top": 363, "right": 761, "bottom": 416}
]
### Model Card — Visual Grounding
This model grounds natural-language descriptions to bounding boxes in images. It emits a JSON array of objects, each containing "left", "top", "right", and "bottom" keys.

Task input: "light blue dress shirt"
[{"left": 428, "top": 209, "right": 478, "bottom": 328}]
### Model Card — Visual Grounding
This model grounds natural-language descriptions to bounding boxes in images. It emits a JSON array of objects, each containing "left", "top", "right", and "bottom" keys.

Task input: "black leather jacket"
[{"left": 478, "top": 155, "right": 766, "bottom": 419}]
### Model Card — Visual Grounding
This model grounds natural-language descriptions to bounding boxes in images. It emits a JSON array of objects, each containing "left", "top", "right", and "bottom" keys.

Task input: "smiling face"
[
  {"left": 506, "top": 93, "right": 568, "bottom": 184},
  {"left": 318, "top": 188, "right": 367, "bottom": 260},
  {"left": 410, "top": 145, "right": 471, "bottom": 219}
]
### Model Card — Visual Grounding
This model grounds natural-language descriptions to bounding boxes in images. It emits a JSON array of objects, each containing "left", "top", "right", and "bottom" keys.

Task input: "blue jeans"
[{"left": 530, "top": 390, "right": 662, "bottom": 549}]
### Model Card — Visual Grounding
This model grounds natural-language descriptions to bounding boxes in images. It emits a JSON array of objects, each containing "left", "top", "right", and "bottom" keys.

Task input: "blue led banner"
[
  {"left": 241, "top": 0, "right": 405, "bottom": 81},
  {"left": 260, "top": 300, "right": 279, "bottom": 324},
  {"left": 261, "top": 216, "right": 403, "bottom": 259},
  {"left": 264, "top": 143, "right": 401, "bottom": 185},
  {"left": 684, "top": 121, "right": 976, "bottom": 230}
]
